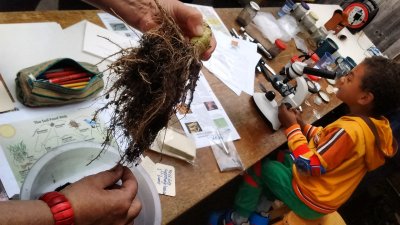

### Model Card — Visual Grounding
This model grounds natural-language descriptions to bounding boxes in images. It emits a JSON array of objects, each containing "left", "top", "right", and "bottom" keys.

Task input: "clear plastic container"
[{"left": 304, "top": 53, "right": 321, "bottom": 81}]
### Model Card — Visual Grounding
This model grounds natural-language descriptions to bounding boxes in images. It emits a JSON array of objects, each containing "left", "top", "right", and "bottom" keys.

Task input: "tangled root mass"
[{"left": 95, "top": 3, "right": 202, "bottom": 164}]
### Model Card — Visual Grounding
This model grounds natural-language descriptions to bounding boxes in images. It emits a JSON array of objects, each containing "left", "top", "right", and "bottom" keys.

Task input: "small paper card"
[
  {"left": 154, "top": 163, "right": 176, "bottom": 196},
  {"left": 140, "top": 156, "right": 176, "bottom": 196}
]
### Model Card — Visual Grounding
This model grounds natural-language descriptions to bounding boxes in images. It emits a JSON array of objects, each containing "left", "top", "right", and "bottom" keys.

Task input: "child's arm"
[
  {"left": 301, "top": 124, "right": 323, "bottom": 141},
  {"left": 293, "top": 107, "right": 323, "bottom": 141},
  {"left": 285, "top": 124, "right": 355, "bottom": 176},
  {"left": 284, "top": 124, "right": 325, "bottom": 176}
]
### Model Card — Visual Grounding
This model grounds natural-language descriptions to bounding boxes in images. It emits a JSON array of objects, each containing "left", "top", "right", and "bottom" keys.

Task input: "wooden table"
[{"left": 0, "top": 8, "right": 342, "bottom": 224}]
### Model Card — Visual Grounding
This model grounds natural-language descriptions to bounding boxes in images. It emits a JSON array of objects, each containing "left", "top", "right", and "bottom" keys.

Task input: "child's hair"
[{"left": 361, "top": 56, "right": 400, "bottom": 116}]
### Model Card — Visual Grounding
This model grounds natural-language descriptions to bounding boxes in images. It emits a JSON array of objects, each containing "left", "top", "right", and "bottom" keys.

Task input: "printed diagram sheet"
[
  {"left": 189, "top": 4, "right": 230, "bottom": 36},
  {"left": 0, "top": 108, "right": 107, "bottom": 197},
  {"left": 176, "top": 72, "right": 240, "bottom": 148},
  {"left": 97, "top": 12, "right": 143, "bottom": 41},
  {"left": 98, "top": 4, "right": 230, "bottom": 38}
]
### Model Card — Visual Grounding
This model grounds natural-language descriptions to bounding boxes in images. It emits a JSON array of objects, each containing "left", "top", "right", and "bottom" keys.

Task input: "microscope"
[{"left": 254, "top": 59, "right": 336, "bottom": 130}]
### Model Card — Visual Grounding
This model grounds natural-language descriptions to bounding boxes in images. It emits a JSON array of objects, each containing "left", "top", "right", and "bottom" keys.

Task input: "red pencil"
[
  {"left": 44, "top": 70, "right": 82, "bottom": 79},
  {"left": 58, "top": 77, "right": 91, "bottom": 85},
  {"left": 49, "top": 73, "right": 91, "bottom": 84}
]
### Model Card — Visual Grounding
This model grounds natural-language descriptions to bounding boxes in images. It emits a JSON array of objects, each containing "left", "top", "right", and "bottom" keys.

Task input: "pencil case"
[{"left": 15, "top": 58, "right": 104, "bottom": 107}]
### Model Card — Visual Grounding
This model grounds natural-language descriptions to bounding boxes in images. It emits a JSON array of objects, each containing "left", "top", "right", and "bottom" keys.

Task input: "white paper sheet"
[
  {"left": 203, "top": 31, "right": 261, "bottom": 96},
  {"left": 176, "top": 73, "right": 240, "bottom": 148},
  {"left": 83, "top": 21, "right": 138, "bottom": 61}
]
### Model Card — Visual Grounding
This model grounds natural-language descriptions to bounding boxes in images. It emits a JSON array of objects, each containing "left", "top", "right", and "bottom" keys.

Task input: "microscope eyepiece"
[{"left": 303, "top": 67, "right": 336, "bottom": 80}]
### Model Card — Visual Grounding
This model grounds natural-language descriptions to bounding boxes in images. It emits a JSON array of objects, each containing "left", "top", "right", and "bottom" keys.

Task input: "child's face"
[{"left": 335, "top": 63, "right": 368, "bottom": 106}]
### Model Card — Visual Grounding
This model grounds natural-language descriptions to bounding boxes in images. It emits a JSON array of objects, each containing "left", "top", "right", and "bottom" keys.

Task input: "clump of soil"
[{"left": 94, "top": 0, "right": 210, "bottom": 164}]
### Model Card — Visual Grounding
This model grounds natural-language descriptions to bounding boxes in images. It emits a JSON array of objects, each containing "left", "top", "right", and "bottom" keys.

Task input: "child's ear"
[{"left": 358, "top": 91, "right": 374, "bottom": 106}]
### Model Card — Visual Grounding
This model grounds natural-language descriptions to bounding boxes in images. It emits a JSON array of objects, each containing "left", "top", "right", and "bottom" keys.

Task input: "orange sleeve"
[
  {"left": 315, "top": 128, "right": 355, "bottom": 170},
  {"left": 285, "top": 124, "right": 308, "bottom": 151},
  {"left": 285, "top": 124, "right": 326, "bottom": 176},
  {"left": 302, "top": 124, "right": 323, "bottom": 141}
]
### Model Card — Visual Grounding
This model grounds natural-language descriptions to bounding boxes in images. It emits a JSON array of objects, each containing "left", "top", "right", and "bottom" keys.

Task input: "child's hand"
[
  {"left": 278, "top": 104, "right": 298, "bottom": 129},
  {"left": 294, "top": 109, "right": 306, "bottom": 129}
]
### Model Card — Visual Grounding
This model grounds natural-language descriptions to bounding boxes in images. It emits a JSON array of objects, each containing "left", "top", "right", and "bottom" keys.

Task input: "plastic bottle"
[
  {"left": 304, "top": 53, "right": 321, "bottom": 81},
  {"left": 268, "top": 39, "right": 287, "bottom": 59}
]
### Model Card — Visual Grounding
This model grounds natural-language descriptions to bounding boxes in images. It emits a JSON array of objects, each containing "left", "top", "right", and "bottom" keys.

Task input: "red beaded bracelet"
[{"left": 39, "top": 191, "right": 74, "bottom": 225}]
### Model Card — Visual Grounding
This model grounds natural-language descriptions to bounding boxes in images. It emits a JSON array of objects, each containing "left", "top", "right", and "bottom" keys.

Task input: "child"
[{"left": 211, "top": 56, "right": 400, "bottom": 225}]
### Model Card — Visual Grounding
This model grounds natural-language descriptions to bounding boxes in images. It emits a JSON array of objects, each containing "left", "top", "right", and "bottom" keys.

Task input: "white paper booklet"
[{"left": 176, "top": 72, "right": 240, "bottom": 148}]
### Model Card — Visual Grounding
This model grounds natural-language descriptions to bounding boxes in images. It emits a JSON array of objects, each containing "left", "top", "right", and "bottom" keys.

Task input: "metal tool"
[{"left": 214, "top": 129, "right": 230, "bottom": 155}]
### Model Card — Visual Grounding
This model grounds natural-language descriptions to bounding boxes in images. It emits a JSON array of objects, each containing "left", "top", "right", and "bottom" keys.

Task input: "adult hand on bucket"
[{"left": 61, "top": 165, "right": 141, "bottom": 225}]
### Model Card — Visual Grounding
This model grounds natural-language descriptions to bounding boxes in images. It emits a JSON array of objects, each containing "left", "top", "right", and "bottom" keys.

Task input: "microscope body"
[{"left": 254, "top": 61, "right": 335, "bottom": 130}]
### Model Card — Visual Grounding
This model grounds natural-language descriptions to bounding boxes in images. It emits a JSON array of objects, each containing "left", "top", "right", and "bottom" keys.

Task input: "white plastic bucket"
[{"left": 20, "top": 142, "right": 161, "bottom": 225}]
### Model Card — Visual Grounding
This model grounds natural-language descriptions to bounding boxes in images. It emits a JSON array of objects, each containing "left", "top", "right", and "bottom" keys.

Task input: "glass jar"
[
  {"left": 301, "top": 11, "right": 319, "bottom": 33},
  {"left": 236, "top": 1, "right": 260, "bottom": 27},
  {"left": 292, "top": 2, "right": 310, "bottom": 22},
  {"left": 311, "top": 26, "right": 329, "bottom": 45}
]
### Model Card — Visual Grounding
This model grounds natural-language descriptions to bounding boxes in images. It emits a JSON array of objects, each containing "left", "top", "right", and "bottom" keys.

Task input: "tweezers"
[{"left": 214, "top": 129, "right": 230, "bottom": 155}]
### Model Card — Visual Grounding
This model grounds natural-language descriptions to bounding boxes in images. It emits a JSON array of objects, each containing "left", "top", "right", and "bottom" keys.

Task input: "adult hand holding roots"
[{"left": 85, "top": 0, "right": 216, "bottom": 60}]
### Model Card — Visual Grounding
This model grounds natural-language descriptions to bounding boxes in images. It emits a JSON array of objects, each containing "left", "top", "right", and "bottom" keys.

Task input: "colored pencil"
[
  {"left": 44, "top": 70, "right": 83, "bottom": 79},
  {"left": 61, "top": 81, "right": 89, "bottom": 88},
  {"left": 49, "top": 73, "right": 91, "bottom": 84},
  {"left": 71, "top": 85, "right": 87, "bottom": 89},
  {"left": 58, "top": 77, "right": 91, "bottom": 85}
]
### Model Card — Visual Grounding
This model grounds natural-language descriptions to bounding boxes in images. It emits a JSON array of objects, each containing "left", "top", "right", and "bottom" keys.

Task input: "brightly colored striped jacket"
[{"left": 285, "top": 115, "right": 397, "bottom": 214}]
